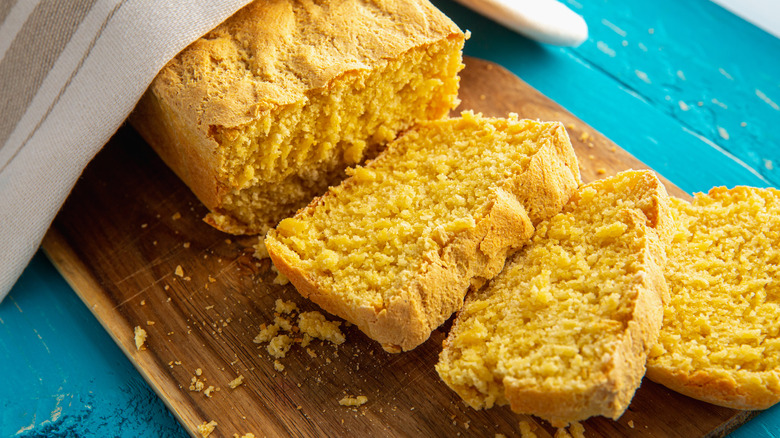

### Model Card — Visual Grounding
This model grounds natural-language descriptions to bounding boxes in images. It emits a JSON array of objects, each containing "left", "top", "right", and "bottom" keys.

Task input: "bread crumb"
[
  {"left": 208, "top": 276, "right": 217, "bottom": 283},
  {"left": 569, "top": 422, "right": 586, "bottom": 438},
  {"left": 175, "top": 265, "right": 184, "bottom": 277},
  {"left": 267, "top": 334, "right": 293, "bottom": 358},
  {"left": 196, "top": 368, "right": 203, "bottom": 376},
  {"left": 140, "top": 300, "right": 146, "bottom": 306},
  {"left": 274, "top": 360, "right": 285, "bottom": 372},
  {"left": 300, "top": 333, "right": 312, "bottom": 348},
  {"left": 628, "top": 420, "right": 635, "bottom": 428},
  {"left": 298, "top": 311, "right": 345, "bottom": 345},
  {"left": 229, "top": 375, "right": 245, "bottom": 389},
  {"left": 495, "top": 435, "right": 507, "bottom": 438},
  {"left": 134, "top": 326, "right": 147, "bottom": 351},
  {"left": 254, "top": 239, "right": 270, "bottom": 260},
  {"left": 579, "top": 132, "right": 590, "bottom": 142},
  {"left": 197, "top": 420, "right": 217, "bottom": 437},
  {"left": 253, "top": 324, "right": 280, "bottom": 344},
  {"left": 164, "top": 285, "right": 170, "bottom": 291},
  {"left": 146, "top": 321, "right": 155, "bottom": 326},
  {"left": 172, "top": 212, "right": 182, "bottom": 221},
  {"left": 205, "top": 305, "right": 214, "bottom": 310},
  {"left": 339, "top": 395, "right": 368, "bottom": 407},
  {"left": 306, "top": 348, "right": 318, "bottom": 358},
  {"left": 233, "top": 434, "right": 256, "bottom": 438},
  {"left": 141, "top": 223, "right": 148, "bottom": 228},
  {"left": 554, "top": 428, "right": 572, "bottom": 438},
  {"left": 275, "top": 299, "right": 298, "bottom": 314},
  {"left": 597, "top": 168, "right": 606, "bottom": 175},
  {"left": 518, "top": 421, "right": 538, "bottom": 438},
  {"left": 271, "top": 265, "right": 290, "bottom": 285},
  {"left": 610, "top": 146, "right": 617, "bottom": 152},
  {"left": 274, "top": 315, "right": 293, "bottom": 332},
  {"left": 183, "top": 242, "right": 191, "bottom": 248},
  {"left": 189, "top": 376, "right": 205, "bottom": 392},
  {"left": 203, "top": 385, "right": 215, "bottom": 397}
]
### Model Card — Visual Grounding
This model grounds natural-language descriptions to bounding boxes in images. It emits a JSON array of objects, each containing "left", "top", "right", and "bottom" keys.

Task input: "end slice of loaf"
[
  {"left": 265, "top": 112, "right": 581, "bottom": 352},
  {"left": 131, "top": 0, "right": 464, "bottom": 235},
  {"left": 436, "top": 170, "right": 672, "bottom": 427},
  {"left": 647, "top": 186, "right": 780, "bottom": 410}
]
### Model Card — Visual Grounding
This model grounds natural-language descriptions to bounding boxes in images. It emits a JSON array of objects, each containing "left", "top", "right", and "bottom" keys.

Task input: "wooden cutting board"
[{"left": 42, "top": 57, "right": 756, "bottom": 438}]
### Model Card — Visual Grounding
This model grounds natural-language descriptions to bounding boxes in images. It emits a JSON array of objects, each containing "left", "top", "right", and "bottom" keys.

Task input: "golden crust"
[
  {"left": 130, "top": 0, "right": 464, "bottom": 229},
  {"left": 647, "top": 186, "right": 780, "bottom": 411},
  {"left": 646, "top": 366, "right": 780, "bottom": 410},
  {"left": 153, "top": 0, "right": 462, "bottom": 130},
  {"left": 266, "top": 118, "right": 581, "bottom": 352},
  {"left": 505, "top": 212, "right": 669, "bottom": 427},
  {"left": 437, "top": 170, "right": 672, "bottom": 427}
]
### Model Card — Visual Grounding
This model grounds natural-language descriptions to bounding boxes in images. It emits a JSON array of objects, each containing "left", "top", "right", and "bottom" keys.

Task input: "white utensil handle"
[{"left": 455, "top": 0, "right": 588, "bottom": 46}]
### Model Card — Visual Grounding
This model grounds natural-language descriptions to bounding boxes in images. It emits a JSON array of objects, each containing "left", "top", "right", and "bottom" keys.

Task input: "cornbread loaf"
[
  {"left": 131, "top": 0, "right": 465, "bottom": 234},
  {"left": 437, "top": 170, "right": 672, "bottom": 427},
  {"left": 647, "top": 187, "right": 780, "bottom": 410},
  {"left": 266, "top": 112, "right": 581, "bottom": 352}
]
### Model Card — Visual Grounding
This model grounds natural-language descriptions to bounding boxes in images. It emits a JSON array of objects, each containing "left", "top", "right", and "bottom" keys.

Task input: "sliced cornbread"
[
  {"left": 131, "top": 0, "right": 464, "bottom": 234},
  {"left": 265, "top": 112, "right": 581, "bottom": 352},
  {"left": 437, "top": 170, "right": 672, "bottom": 427},
  {"left": 647, "top": 187, "right": 780, "bottom": 410}
]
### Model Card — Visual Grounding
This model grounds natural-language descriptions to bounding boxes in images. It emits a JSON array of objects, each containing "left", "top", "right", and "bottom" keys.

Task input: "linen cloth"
[{"left": 0, "top": 0, "right": 252, "bottom": 301}]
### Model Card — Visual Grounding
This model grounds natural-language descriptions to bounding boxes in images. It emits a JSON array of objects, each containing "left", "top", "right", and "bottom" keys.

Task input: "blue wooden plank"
[{"left": 0, "top": 254, "right": 184, "bottom": 437}]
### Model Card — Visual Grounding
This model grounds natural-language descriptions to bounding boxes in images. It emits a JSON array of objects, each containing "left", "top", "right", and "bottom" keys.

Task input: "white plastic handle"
[{"left": 455, "top": 0, "right": 588, "bottom": 47}]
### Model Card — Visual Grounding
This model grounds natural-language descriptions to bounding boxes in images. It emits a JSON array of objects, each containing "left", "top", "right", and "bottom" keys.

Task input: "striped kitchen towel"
[{"left": 0, "top": 0, "right": 252, "bottom": 301}]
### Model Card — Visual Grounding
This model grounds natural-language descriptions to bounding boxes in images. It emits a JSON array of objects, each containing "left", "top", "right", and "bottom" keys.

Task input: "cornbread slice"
[
  {"left": 266, "top": 113, "right": 581, "bottom": 352},
  {"left": 131, "top": 0, "right": 465, "bottom": 234},
  {"left": 647, "top": 187, "right": 780, "bottom": 410},
  {"left": 437, "top": 170, "right": 672, "bottom": 427}
]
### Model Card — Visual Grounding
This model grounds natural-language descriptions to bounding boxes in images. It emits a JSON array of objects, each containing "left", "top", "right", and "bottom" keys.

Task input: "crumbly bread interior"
[
  {"left": 207, "top": 38, "right": 464, "bottom": 233},
  {"left": 647, "top": 187, "right": 780, "bottom": 409},
  {"left": 271, "top": 112, "right": 569, "bottom": 312},
  {"left": 437, "top": 170, "right": 669, "bottom": 426}
]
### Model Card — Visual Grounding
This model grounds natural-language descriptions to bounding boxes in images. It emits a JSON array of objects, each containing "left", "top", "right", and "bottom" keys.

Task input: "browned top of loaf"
[{"left": 151, "top": 0, "right": 462, "bottom": 129}]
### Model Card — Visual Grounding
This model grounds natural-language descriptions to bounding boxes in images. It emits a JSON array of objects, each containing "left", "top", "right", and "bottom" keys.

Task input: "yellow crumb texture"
[
  {"left": 271, "top": 265, "right": 290, "bottom": 285},
  {"left": 229, "top": 375, "right": 245, "bottom": 389},
  {"left": 569, "top": 422, "right": 586, "bottom": 438},
  {"left": 275, "top": 299, "right": 298, "bottom": 315},
  {"left": 647, "top": 186, "right": 780, "bottom": 410},
  {"left": 135, "top": 0, "right": 465, "bottom": 235},
  {"left": 197, "top": 420, "right": 217, "bottom": 437},
  {"left": 253, "top": 324, "right": 280, "bottom": 344},
  {"left": 437, "top": 170, "right": 670, "bottom": 427},
  {"left": 267, "top": 334, "right": 293, "bottom": 358},
  {"left": 189, "top": 376, "right": 204, "bottom": 392},
  {"left": 298, "top": 311, "right": 345, "bottom": 345},
  {"left": 134, "top": 326, "right": 147, "bottom": 351},
  {"left": 267, "top": 113, "right": 580, "bottom": 351},
  {"left": 518, "top": 421, "right": 538, "bottom": 438},
  {"left": 339, "top": 395, "right": 368, "bottom": 407},
  {"left": 253, "top": 238, "right": 270, "bottom": 260}
]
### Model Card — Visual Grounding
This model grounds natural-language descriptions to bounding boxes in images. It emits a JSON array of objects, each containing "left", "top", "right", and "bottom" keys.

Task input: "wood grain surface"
[{"left": 42, "top": 57, "right": 756, "bottom": 438}]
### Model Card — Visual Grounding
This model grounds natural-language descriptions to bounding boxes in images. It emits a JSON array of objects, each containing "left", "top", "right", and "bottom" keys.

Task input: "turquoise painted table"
[{"left": 2, "top": 0, "right": 779, "bottom": 436}]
